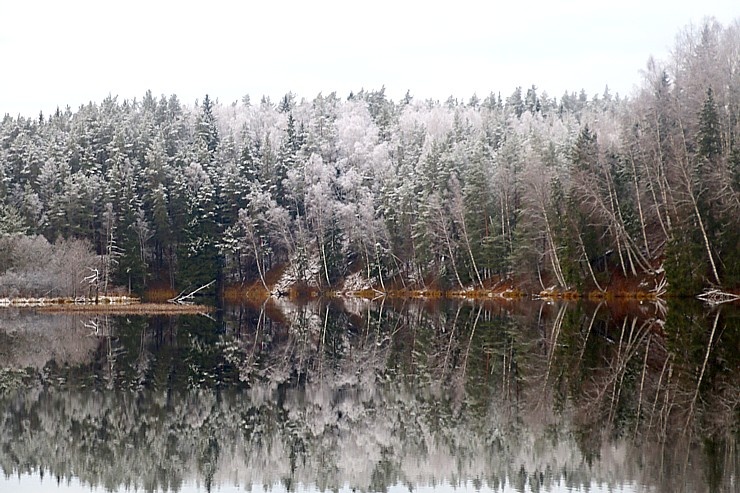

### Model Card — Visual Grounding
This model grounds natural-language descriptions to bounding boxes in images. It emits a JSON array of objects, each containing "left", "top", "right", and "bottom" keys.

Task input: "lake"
[{"left": 0, "top": 298, "right": 737, "bottom": 492}]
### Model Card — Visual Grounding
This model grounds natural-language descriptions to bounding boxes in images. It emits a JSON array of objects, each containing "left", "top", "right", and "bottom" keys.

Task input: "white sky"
[{"left": 1, "top": 0, "right": 738, "bottom": 118}]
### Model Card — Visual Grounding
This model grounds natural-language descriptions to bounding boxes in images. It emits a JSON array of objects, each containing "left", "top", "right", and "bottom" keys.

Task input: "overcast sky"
[{"left": 1, "top": 0, "right": 738, "bottom": 118}]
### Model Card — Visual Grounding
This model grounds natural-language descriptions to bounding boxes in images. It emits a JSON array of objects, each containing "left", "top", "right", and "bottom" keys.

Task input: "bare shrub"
[{"left": 0, "top": 234, "right": 98, "bottom": 297}]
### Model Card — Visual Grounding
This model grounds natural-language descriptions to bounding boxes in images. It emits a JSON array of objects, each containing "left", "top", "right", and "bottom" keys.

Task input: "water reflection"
[{"left": 0, "top": 299, "right": 737, "bottom": 493}]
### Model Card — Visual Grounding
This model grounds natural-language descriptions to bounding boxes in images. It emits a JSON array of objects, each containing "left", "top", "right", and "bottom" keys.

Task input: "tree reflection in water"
[{"left": 0, "top": 299, "right": 737, "bottom": 493}]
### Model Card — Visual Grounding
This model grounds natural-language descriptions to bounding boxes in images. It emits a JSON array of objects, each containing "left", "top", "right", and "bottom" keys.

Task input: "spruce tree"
[
  {"left": 698, "top": 87, "right": 722, "bottom": 160},
  {"left": 198, "top": 95, "right": 220, "bottom": 155}
]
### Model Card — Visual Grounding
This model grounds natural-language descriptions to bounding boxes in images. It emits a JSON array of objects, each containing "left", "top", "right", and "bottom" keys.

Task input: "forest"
[{"left": 1, "top": 18, "right": 738, "bottom": 299}]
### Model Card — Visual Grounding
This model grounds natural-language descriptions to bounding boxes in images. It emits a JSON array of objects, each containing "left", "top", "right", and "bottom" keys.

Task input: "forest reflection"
[{"left": 0, "top": 298, "right": 737, "bottom": 493}]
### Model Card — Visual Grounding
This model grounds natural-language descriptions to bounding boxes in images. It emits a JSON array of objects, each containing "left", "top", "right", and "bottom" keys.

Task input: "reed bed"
[
  {"left": 37, "top": 303, "right": 214, "bottom": 314},
  {"left": 0, "top": 297, "right": 213, "bottom": 314}
]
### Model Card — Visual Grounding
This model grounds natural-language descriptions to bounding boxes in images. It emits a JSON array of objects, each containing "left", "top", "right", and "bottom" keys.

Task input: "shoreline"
[
  {"left": 2, "top": 286, "right": 736, "bottom": 312},
  {"left": 0, "top": 297, "right": 214, "bottom": 314}
]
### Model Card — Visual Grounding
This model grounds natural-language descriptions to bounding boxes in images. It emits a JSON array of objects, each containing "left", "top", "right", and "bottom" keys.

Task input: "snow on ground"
[
  {"left": 339, "top": 271, "right": 372, "bottom": 293},
  {"left": 270, "top": 249, "right": 375, "bottom": 297},
  {"left": 271, "top": 251, "right": 323, "bottom": 295}
]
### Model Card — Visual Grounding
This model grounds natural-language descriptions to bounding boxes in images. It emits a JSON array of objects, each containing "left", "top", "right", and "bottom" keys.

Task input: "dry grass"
[
  {"left": 37, "top": 303, "right": 214, "bottom": 314},
  {"left": 499, "top": 288, "right": 526, "bottom": 299},
  {"left": 344, "top": 289, "right": 384, "bottom": 299},
  {"left": 224, "top": 282, "right": 279, "bottom": 303},
  {"left": 561, "top": 290, "right": 581, "bottom": 300},
  {"left": 385, "top": 289, "right": 444, "bottom": 299},
  {"left": 142, "top": 287, "right": 178, "bottom": 303},
  {"left": 1, "top": 296, "right": 141, "bottom": 306},
  {"left": 224, "top": 263, "right": 297, "bottom": 302},
  {"left": 218, "top": 269, "right": 670, "bottom": 303}
]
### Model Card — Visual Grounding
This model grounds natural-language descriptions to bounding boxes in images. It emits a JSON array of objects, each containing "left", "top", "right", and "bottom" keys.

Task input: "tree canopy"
[{"left": 1, "top": 18, "right": 738, "bottom": 296}]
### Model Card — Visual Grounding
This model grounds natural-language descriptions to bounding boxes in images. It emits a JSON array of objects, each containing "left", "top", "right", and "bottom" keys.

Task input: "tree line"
[{"left": 1, "top": 18, "right": 738, "bottom": 297}]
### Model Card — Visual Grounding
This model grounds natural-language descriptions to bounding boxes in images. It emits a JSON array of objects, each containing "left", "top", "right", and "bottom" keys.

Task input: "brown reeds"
[
  {"left": 37, "top": 303, "right": 214, "bottom": 314},
  {"left": 142, "top": 287, "right": 178, "bottom": 303}
]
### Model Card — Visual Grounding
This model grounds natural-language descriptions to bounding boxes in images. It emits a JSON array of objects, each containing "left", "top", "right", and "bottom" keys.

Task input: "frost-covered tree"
[{"left": 0, "top": 18, "right": 738, "bottom": 295}]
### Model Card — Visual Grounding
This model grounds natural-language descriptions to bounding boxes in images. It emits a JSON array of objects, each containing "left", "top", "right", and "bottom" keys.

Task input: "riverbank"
[
  {"left": 0, "top": 296, "right": 213, "bottom": 314},
  {"left": 37, "top": 303, "right": 214, "bottom": 314},
  {"left": 219, "top": 264, "right": 674, "bottom": 302},
  {"left": 0, "top": 295, "right": 140, "bottom": 307}
]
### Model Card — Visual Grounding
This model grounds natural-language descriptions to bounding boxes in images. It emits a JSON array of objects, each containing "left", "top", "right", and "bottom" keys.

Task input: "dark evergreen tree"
[
  {"left": 198, "top": 94, "right": 220, "bottom": 155},
  {"left": 525, "top": 85, "right": 540, "bottom": 114},
  {"left": 698, "top": 87, "right": 722, "bottom": 160},
  {"left": 275, "top": 113, "right": 301, "bottom": 209},
  {"left": 506, "top": 87, "right": 524, "bottom": 118}
]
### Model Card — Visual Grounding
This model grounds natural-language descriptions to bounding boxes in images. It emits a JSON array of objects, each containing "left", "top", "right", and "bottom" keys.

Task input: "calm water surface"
[{"left": 0, "top": 298, "right": 737, "bottom": 492}]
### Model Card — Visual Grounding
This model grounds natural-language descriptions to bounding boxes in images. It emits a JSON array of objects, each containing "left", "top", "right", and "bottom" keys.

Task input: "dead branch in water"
[
  {"left": 168, "top": 280, "right": 216, "bottom": 305},
  {"left": 696, "top": 289, "right": 739, "bottom": 306}
]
